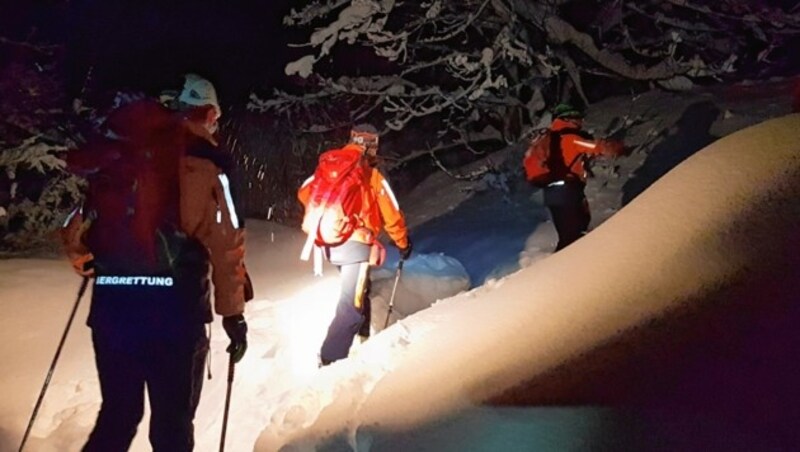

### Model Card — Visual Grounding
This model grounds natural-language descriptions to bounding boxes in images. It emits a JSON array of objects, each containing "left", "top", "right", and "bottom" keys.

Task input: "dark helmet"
[
  {"left": 553, "top": 103, "right": 584, "bottom": 120},
  {"left": 350, "top": 123, "right": 380, "bottom": 156}
]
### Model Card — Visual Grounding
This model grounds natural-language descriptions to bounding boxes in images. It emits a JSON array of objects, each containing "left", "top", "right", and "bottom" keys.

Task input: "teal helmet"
[{"left": 553, "top": 103, "right": 584, "bottom": 119}]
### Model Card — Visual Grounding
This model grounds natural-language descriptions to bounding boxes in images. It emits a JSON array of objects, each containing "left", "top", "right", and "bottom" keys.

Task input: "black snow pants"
[
  {"left": 543, "top": 180, "right": 591, "bottom": 251},
  {"left": 82, "top": 323, "right": 208, "bottom": 452},
  {"left": 320, "top": 241, "right": 372, "bottom": 364}
]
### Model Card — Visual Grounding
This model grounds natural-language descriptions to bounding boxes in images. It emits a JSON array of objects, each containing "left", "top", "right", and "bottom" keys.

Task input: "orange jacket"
[
  {"left": 550, "top": 118, "right": 625, "bottom": 183},
  {"left": 178, "top": 155, "right": 248, "bottom": 317},
  {"left": 298, "top": 144, "right": 409, "bottom": 249},
  {"left": 61, "top": 101, "right": 246, "bottom": 318}
]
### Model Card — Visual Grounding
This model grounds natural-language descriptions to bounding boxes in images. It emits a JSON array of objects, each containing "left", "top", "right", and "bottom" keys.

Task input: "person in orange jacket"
[
  {"left": 298, "top": 123, "right": 411, "bottom": 366},
  {"left": 542, "top": 103, "right": 625, "bottom": 251},
  {"left": 61, "top": 74, "right": 249, "bottom": 451}
]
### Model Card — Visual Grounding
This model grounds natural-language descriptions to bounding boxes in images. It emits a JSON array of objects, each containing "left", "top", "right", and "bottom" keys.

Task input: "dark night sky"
[
  {"left": 2, "top": 1, "right": 296, "bottom": 104},
  {"left": 6, "top": 1, "right": 798, "bottom": 109},
  {"left": 74, "top": 0, "right": 300, "bottom": 102}
]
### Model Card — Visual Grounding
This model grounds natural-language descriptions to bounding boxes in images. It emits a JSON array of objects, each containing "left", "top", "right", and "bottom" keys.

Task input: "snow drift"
[
  {"left": 370, "top": 253, "right": 470, "bottom": 331},
  {"left": 256, "top": 114, "right": 800, "bottom": 450}
]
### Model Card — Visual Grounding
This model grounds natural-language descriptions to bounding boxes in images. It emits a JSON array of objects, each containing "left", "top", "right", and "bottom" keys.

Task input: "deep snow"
[
  {"left": 253, "top": 114, "right": 800, "bottom": 451},
  {"left": 1, "top": 81, "right": 798, "bottom": 451}
]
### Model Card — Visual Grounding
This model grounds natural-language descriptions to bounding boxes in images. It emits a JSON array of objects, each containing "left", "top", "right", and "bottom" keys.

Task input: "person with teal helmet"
[
  {"left": 552, "top": 103, "right": 584, "bottom": 120},
  {"left": 524, "top": 102, "right": 626, "bottom": 250}
]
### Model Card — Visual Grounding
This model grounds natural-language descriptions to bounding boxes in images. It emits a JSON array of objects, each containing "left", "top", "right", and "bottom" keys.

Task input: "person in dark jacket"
[
  {"left": 541, "top": 103, "right": 625, "bottom": 250},
  {"left": 61, "top": 74, "right": 250, "bottom": 451}
]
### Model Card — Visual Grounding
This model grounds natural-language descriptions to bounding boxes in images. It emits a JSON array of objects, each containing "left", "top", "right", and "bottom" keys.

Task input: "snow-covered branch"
[
  {"left": 0, "top": 36, "right": 59, "bottom": 55},
  {"left": 250, "top": 0, "right": 799, "bottom": 180}
]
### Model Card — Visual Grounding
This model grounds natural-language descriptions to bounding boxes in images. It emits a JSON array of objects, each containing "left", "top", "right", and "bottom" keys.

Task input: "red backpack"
[
  {"left": 67, "top": 101, "right": 186, "bottom": 274},
  {"left": 301, "top": 146, "right": 370, "bottom": 248}
]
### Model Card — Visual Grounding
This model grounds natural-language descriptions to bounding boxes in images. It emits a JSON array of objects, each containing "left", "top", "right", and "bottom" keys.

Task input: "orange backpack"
[
  {"left": 301, "top": 146, "right": 370, "bottom": 248},
  {"left": 522, "top": 129, "right": 579, "bottom": 187}
]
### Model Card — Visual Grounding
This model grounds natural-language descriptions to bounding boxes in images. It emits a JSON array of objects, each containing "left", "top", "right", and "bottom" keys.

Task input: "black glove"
[
  {"left": 222, "top": 314, "right": 248, "bottom": 364},
  {"left": 399, "top": 239, "right": 413, "bottom": 260}
]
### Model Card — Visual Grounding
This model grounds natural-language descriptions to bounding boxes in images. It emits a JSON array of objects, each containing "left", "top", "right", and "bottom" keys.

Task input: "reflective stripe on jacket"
[
  {"left": 551, "top": 118, "right": 624, "bottom": 183},
  {"left": 179, "top": 156, "right": 247, "bottom": 317}
]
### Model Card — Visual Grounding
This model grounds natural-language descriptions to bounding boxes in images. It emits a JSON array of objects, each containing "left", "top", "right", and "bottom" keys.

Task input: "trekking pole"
[
  {"left": 19, "top": 276, "right": 89, "bottom": 452},
  {"left": 219, "top": 353, "right": 235, "bottom": 452},
  {"left": 383, "top": 260, "right": 404, "bottom": 329}
]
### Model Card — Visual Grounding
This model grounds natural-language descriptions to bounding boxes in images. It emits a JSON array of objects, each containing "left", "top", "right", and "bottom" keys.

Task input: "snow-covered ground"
[
  {"left": 253, "top": 113, "right": 800, "bottom": 451},
  {"left": 1, "top": 82, "right": 798, "bottom": 451}
]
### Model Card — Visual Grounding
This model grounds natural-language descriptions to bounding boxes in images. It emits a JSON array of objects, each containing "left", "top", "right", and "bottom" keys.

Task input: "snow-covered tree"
[
  {"left": 0, "top": 34, "right": 82, "bottom": 254},
  {"left": 0, "top": 138, "right": 83, "bottom": 253},
  {"left": 250, "top": 0, "right": 799, "bottom": 172}
]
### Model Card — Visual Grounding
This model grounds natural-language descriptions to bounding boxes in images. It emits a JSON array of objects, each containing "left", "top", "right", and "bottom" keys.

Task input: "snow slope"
[
  {"left": 0, "top": 225, "right": 346, "bottom": 452},
  {"left": 0, "top": 220, "right": 468, "bottom": 451},
  {"left": 0, "top": 86, "right": 797, "bottom": 451},
  {"left": 254, "top": 114, "right": 800, "bottom": 450}
]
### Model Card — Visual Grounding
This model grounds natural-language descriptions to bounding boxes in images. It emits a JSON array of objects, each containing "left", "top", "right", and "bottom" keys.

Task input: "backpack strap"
[
  {"left": 300, "top": 228, "right": 316, "bottom": 261},
  {"left": 299, "top": 238, "right": 325, "bottom": 276},
  {"left": 313, "top": 244, "right": 324, "bottom": 276},
  {"left": 550, "top": 128, "right": 586, "bottom": 180}
]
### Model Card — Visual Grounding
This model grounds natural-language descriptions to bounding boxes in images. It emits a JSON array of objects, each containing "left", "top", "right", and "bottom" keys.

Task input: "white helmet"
[{"left": 178, "top": 73, "right": 221, "bottom": 119}]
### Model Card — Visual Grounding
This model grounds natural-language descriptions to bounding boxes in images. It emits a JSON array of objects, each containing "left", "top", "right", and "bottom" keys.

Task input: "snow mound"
[
  {"left": 370, "top": 253, "right": 470, "bottom": 331},
  {"left": 256, "top": 114, "right": 800, "bottom": 451}
]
